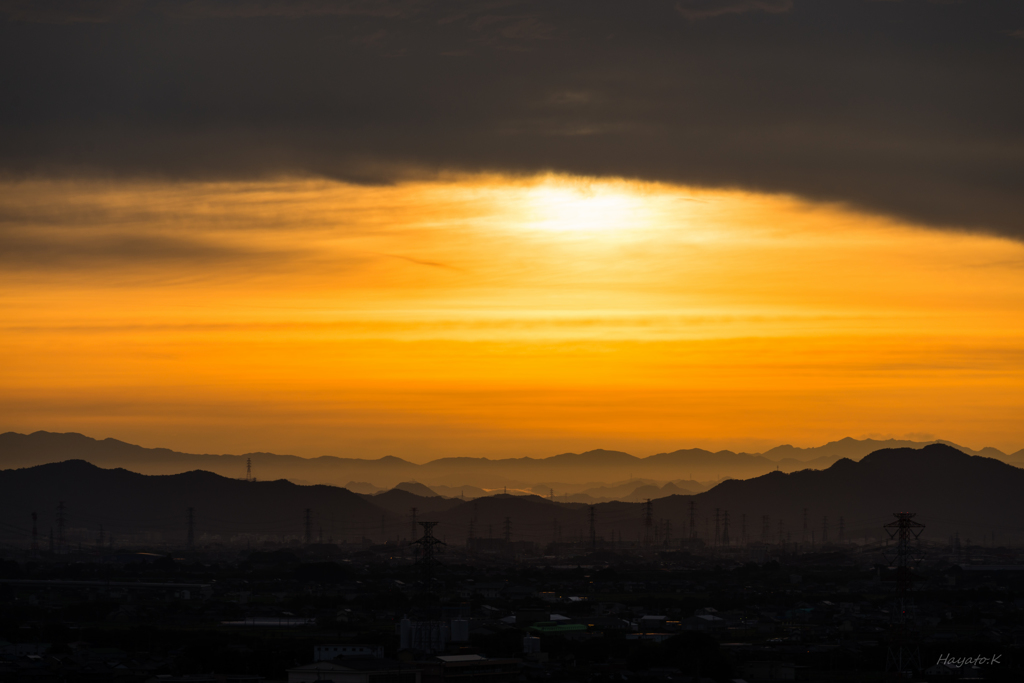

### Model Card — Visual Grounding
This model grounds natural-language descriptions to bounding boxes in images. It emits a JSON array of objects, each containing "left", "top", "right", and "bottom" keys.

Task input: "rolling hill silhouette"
[
  {"left": 427, "top": 445, "right": 1023, "bottom": 544},
  {"left": 3, "top": 431, "right": 1019, "bottom": 493},
  {"left": 0, "top": 460, "right": 387, "bottom": 546},
  {"left": 392, "top": 481, "right": 441, "bottom": 498},
  {"left": 0, "top": 445, "right": 1019, "bottom": 549},
  {"left": 368, "top": 488, "right": 462, "bottom": 516},
  {"left": 644, "top": 444, "right": 1024, "bottom": 542}
]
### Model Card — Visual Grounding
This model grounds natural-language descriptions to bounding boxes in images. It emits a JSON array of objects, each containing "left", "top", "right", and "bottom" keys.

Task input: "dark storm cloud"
[
  {"left": 0, "top": 0, "right": 422, "bottom": 23},
  {"left": 1, "top": 0, "right": 1023, "bottom": 238},
  {"left": 675, "top": 0, "right": 793, "bottom": 20}
]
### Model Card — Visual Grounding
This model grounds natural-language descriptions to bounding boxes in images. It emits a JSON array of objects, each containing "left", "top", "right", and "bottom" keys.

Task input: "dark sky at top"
[{"left": 2, "top": 0, "right": 1022, "bottom": 238}]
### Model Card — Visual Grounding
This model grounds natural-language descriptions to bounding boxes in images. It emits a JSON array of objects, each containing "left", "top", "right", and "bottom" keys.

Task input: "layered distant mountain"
[
  {"left": 2, "top": 431, "right": 1020, "bottom": 493},
  {"left": 392, "top": 481, "right": 441, "bottom": 498},
  {"left": 429, "top": 444, "right": 1024, "bottom": 543},
  {"left": 0, "top": 444, "right": 1018, "bottom": 550}
]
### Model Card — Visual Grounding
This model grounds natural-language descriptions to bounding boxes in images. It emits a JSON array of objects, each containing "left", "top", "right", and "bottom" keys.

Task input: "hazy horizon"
[{"left": 4, "top": 428, "right": 1023, "bottom": 466}]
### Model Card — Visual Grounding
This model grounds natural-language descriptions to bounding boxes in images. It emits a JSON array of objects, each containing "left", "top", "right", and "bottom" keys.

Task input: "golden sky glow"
[{"left": 2, "top": 175, "right": 1023, "bottom": 459}]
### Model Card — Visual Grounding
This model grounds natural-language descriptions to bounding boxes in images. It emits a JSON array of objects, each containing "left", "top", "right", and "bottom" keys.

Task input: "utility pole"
[
  {"left": 246, "top": 457, "right": 253, "bottom": 482},
  {"left": 304, "top": 508, "right": 313, "bottom": 545},
  {"left": 822, "top": 516, "right": 829, "bottom": 544},
  {"left": 688, "top": 500, "right": 696, "bottom": 539},
  {"left": 884, "top": 512, "right": 925, "bottom": 675},
  {"left": 187, "top": 507, "right": 195, "bottom": 550},
  {"left": 802, "top": 507, "right": 808, "bottom": 546},
  {"left": 713, "top": 508, "right": 721, "bottom": 549},
  {"left": 589, "top": 506, "right": 597, "bottom": 551},
  {"left": 663, "top": 519, "right": 672, "bottom": 548},
  {"left": 643, "top": 500, "right": 654, "bottom": 547},
  {"left": 721, "top": 511, "right": 730, "bottom": 547},
  {"left": 56, "top": 501, "right": 66, "bottom": 554},
  {"left": 503, "top": 517, "right": 512, "bottom": 544},
  {"left": 761, "top": 515, "right": 770, "bottom": 544}
]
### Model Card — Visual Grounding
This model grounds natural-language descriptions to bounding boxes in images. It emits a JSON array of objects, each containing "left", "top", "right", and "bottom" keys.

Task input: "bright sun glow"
[{"left": 519, "top": 178, "right": 652, "bottom": 236}]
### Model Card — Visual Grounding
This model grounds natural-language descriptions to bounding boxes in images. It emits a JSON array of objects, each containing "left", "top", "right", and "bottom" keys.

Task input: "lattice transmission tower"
[
  {"left": 414, "top": 521, "right": 446, "bottom": 582},
  {"left": 884, "top": 512, "right": 925, "bottom": 676}
]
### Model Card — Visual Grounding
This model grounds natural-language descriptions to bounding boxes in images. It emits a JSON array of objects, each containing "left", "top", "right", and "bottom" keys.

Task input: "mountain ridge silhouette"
[
  {"left": 1, "top": 430, "right": 1020, "bottom": 492},
  {"left": 0, "top": 444, "right": 1018, "bottom": 545}
]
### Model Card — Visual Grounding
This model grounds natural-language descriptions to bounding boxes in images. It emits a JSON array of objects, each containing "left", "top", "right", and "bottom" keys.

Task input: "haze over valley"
[{"left": 4, "top": 431, "right": 1022, "bottom": 499}]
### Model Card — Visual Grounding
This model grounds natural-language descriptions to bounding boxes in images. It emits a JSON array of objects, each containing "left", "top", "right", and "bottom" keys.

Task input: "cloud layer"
[{"left": 1, "top": 0, "right": 1022, "bottom": 237}]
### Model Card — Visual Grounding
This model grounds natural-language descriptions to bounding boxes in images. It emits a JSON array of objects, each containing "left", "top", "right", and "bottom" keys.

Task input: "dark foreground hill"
[
  {"left": 0, "top": 445, "right": 1019, "bottom": 550},
  {"left": 425, "top": 445, "right": 1023, "bottom": 546},
  {"left": 646, "top": 444, "right": 1024, "bottom": 543},
  {"left": 2, "top": 430, "right": 1019, "bottom": 491},
  {"left": 0, "top": 460, "right": 393, "bottom": 547}
]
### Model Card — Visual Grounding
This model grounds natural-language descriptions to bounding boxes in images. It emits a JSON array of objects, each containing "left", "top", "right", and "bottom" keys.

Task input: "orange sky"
[{"left": 2, "top": 174, "right": 1023, "bottom": 459}]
